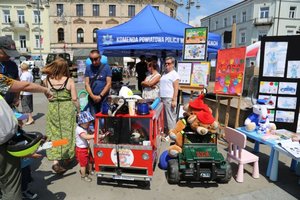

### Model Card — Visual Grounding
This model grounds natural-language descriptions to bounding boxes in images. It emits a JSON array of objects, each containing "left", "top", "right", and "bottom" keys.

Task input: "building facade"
[
  {"left": 49, "top": 0, "right": 178, "bottom": 59},
  {"left": 201, "top": 0, "right": 300, "bottom": 48},
  {"left": 0, "top": 0, "right": 51, "bottom": 61}
]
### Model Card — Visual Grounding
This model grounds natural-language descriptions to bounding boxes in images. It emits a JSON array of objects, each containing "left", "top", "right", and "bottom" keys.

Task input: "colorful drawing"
[
  {"left": 183, "top": 44, "right": 206, "bottom": 60},
  {"left": 277, "top": 97, "right": 297, "bottom": 109},
  {"left": 287, "top": 61, "right": 300, "bottom": 79},
  {"left": 258, "top": 95, "right": 277, "bottom": 107},
  {"left": 275, "top": 110, "right": 295, "bottom": 123},
  {"left": 185, "top": 27, "right": 207, "bottom": 44},
  {"left": 278, "top": 82, "right": 297, "bottom": 95},
  {"left": 190, "top": 62, "right": 210, "bottom": 87},
  {"left": 259, "top": 81, "right": 279, "bottom": 94},
  {"left": 177, "top": 62, "right": 192, "bottom": 85},
  {"left": 263, "top": 42, "right": 288, "bottom": 77},
  {"left": 214, "top": 47, "right": 246, "bottom": 95}
]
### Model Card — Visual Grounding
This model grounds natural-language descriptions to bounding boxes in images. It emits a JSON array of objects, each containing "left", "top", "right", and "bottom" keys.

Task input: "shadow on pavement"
[{"left": 33, "top": 112, "right": 45, "bottom": 121}]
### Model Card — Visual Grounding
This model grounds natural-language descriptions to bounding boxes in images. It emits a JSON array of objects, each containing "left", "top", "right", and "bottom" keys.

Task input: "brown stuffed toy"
[
  {"left": 167, "top": 119, "right": 186, "bottom": 157},
  {"left": 183, "top": 94, "right": 212, "bottom": 117}
]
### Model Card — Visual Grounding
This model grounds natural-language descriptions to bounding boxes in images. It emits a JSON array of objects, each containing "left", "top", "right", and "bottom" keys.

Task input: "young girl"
[{"left": 76, "top": 111, "right": 95, "bottom": 182}]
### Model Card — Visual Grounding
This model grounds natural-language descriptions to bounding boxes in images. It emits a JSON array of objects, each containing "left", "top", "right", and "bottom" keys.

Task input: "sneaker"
[
  {"left": 22, "top": 190, "right": 38, "bottom": 200},
  {"left": 81, "top": 175, "right": 92, "bottom": 182}
]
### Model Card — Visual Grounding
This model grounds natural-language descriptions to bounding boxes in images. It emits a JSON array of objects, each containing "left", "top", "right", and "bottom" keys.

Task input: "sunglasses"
[
  {"left": 165, "top": 62, "right": 172, "bottom": 65},
  {"left": 90, "top": 57, "right": 100, "bottom": 62}
]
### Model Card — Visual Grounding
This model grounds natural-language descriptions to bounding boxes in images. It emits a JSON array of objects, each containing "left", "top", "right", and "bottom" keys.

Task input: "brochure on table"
[
  {"left": 214, "top": 47, "right": 246, "bottom": 96},
  {"left": 258, "top": 36, "right": 300, "bottom": 133},
  {"left": 278, "top": 139, "right": 300, "bottom": 158}
]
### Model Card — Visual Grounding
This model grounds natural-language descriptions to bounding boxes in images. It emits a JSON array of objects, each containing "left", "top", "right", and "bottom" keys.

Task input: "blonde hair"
[
  {"left": 41, "top": 57, "right": 70, "bottom": 79},
  {"left": 20, "top": 63, "right": 29, "bottom": 70}
]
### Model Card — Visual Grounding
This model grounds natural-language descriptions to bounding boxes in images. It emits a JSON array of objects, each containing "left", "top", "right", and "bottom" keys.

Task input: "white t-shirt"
[
  {"left": 76, "top": 126, "right": 89, "bottom": 148},
  {"left": 20, "top": 71, "right": 33, "bottom": 95},
  {"left": 159, "top": 70, "right": 180, "bottom": 98}
]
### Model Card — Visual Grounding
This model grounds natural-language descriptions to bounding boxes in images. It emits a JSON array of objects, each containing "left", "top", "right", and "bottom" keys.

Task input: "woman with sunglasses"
[{"left": 159, "top": 56, "right": 180, "bottom": 134}]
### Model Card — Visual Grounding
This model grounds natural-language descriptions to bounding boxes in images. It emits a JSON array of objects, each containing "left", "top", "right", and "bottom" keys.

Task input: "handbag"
[
  {"left": 0, "top": 95, "right": 18, "bottom": 145},
  {"left": 88, "top": 64, "right": 105, "bottom": 105}
]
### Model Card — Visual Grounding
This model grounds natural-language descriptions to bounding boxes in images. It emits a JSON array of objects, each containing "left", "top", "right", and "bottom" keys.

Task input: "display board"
[
  {"left": 177, "top": 62, "right": 210, "bottom": 87},
  {"left": 258, "top": 35, "right": 300, "bottom": 132},
  {"left": 214, "top": 47, "right": 246, "bottom": 95},
  {"left": 183, "top": 27, "right": 208, "bottom": 61}
]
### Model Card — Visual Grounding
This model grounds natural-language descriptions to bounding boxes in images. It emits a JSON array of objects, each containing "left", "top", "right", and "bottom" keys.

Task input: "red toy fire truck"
[{"left": 93, "top": 103, "right": 164, "bottom": 187}]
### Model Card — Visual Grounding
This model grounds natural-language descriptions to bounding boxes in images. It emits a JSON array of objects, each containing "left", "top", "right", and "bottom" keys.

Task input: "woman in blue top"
[{"left": 84, "top": 50, "right": 112, "bottom": 115}]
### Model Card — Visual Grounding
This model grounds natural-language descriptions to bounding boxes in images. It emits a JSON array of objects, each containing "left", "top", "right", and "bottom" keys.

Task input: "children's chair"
[{"left": 225, "top": 127, "right": 260, "bottom": 183}]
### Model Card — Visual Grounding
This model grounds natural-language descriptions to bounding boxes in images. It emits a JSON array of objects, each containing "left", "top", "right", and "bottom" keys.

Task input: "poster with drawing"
[
  {"left": 259, "top": 81, "right": 279, "bottom": 94},
  {"left": 177, "top": 62, "right": 192, "bottom": 85},
  {"left": 214, "top": 47, "right": 246, "bottom": 95},
  {"left": 183, "top": 44, "right": 206, "bottom": 60},
  {"left": 191, "top": 62, "right": 210, "bottom": 87},
  {"left": 287, "top": 61, "right": 300, "bottom": 79},
  {"left": 277, "top": 97, "right": 297, "bottom": 110},
  {"left": 185, "top": 27, "right": 208, "bottom": 44},
  {"left": 275, "top": 110, "right": 295, "bottom": 123},
  {"left": 278, "top": 82, "right": 297, "bottom": 95},
  {"left": 269, "top": 109, "right": 275, "bottom": 122},
  {"left": 258, "top": 95, "right": 277, "bottom": 107},
  {"left": 263, "top": 42, "right": 288, "bottom": 77}
]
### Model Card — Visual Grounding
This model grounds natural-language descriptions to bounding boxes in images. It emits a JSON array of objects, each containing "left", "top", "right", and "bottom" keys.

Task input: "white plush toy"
[{"left": 244, "top": 98, "right": 276, "bottom": 133}]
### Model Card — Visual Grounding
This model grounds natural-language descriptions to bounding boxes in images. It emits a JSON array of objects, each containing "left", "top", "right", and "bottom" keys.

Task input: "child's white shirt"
[{"left": 76, "top": 125, "right": 89, "bottom": 148}]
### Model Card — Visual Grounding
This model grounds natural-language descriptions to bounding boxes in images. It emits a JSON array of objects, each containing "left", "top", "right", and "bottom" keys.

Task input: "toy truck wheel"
[
  {"left": 217, "top": 161, "right": 232, "bottom": 183},
  {"left": 167, "top": 159, "right": 180, "bottom": 184}
]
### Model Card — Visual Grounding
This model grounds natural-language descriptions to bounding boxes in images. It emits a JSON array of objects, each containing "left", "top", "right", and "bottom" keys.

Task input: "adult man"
[
  {"left": 135, "top": 55, "right": 148, "bottom": 92},
  {"left": 0, "top": 36, "right": 20, "bottom": 107},
  {"left": 85, "top": 50, "right": 112, "bottom": 115}
]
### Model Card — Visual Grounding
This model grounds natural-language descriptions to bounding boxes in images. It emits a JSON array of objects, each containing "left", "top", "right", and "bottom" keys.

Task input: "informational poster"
[
  {"left": 258, "top": 35, "right": 300, "bottom": 132},
  {"left": 263, "top": 42, "right": 288, "bottom": 77},
  {"left": 177, "top": 62, "right": 192, "bottom": 85},
  {"left": 183, "top": 27, "right": 208, "bottom": 61},
  {"left": 214, "top": 47, "right": 246, "bottom": 95},
  {"left": 190, "top": 62, "right": 210, "bottom": 87}
]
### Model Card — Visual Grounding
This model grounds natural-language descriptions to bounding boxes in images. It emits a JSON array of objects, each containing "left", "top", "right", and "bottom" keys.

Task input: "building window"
[
  {"left": 240, "top": 32, "right": 246, "bottom": 44},
  {"left": 128, "top": 5, "right": 135, "bottom": 17},
  {"left": 33, "top": 10, "right": 40, "bottom": 24},
  {"left": 93, "top": 28, "right": 98, "bottom": 43},
  {"left": 242, "top": 11, "right": 246, "bottom": 22},
  {"left": 232, "top": 15, "right": 236, "bottom": 24},
  {"left": 57, "top": 4, "right": 64, "bottom": 16},
  {"left": 224, "top": 18, "right": 227, "bottom": 27},
  {"left": 35, "top": 35, "right": 41, "bottom": 48},
  {"left": 153, "top": 6, "right": 159, "bottom": 10},
  {"left": 20, "top": 35, "right": 26, "bottom": 48},
  {"left": 215, "top": 20, "right": 218, "bottom": 29},
  {"left": 58, "top": 28, "right": 64, "bottom": 42},
  {"left": 289, "top": 6, "right": 296, "bottom": 18},
  {"left": 258, "top": 31, "right": 267, "bottom": 41},
  {"left": 287, "top": 30, "right": 294, "bottom": 35},
  {"left": 77, "top": 28, "right": 84, "bottom": 43},
  {"left": 260, "top": 7, "right": 269, "bottom": 18},
  {"left": 76, "top": 4, "right": 83, "bottom": 17},
  {"left": 3, "top": 10, "right": 11, "bottom": 23},
  {"left": 109, "top": 5, "right": 116, "bottom": 17},
  {"left": 170, "top": 8, "right": 174, "bottom": 17},
  {"left": 93, "top": 4, "right": 99, "bottom": 16},
  {"left": 17, "top": 10, "right": 25, "bottom": 24}
]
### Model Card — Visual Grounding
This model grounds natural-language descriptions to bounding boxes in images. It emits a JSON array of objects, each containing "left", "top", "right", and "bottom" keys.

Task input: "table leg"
[
  {"left": 267, "top": 148, "right": 274, "bottom": 177},
  {"left": 290, "top": 159, "right": 297, "bottom": 172},
  {"left": 269, "top": 148, "right": 279, "bottom": 181},
  {"left": 254, "top": 141, "right": 260, "bottom": 153}
]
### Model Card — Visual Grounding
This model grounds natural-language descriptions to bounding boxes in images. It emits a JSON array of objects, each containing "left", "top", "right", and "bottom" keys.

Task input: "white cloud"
[{"left": 189, "top": 15, "right": 206, "bottom": 27}]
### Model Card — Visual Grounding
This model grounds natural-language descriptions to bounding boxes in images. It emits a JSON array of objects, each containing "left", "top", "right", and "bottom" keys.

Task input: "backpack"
[{"left": 0, "top": 95, "right": 18, "bottom": 145}]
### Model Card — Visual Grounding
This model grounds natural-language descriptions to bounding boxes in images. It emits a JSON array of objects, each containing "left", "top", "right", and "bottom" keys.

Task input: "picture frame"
[
  {"left": 184, "top": 27, "right": 208, "bottom": 44},
  {"left": 177, "top": 62, "right": 192, "bottom": 85}
]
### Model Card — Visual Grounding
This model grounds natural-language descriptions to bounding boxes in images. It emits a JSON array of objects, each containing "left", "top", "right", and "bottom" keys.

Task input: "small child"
[{"left": 76, "top": 111, "right": 95, "bottom": 182}]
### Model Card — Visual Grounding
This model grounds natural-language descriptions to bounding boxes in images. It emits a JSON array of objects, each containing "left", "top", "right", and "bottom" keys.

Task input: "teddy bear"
[{"left": 182, "top": 94, "right": 212, "bottom": 117}]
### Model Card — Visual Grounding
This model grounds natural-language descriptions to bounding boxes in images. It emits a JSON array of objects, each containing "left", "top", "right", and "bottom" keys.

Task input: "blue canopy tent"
[{"left": 97, "top": 4, "right": 221, "bottom": 58}]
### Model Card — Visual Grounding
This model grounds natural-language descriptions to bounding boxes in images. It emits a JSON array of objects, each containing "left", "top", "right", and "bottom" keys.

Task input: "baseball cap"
[{"left": 0, "top": 36, "right": 20, "bottom": 58}]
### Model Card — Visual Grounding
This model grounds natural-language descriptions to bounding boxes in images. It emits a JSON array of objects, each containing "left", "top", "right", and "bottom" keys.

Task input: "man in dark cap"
[
  {"left": 135, "top": 55, "right": 147, "bottom": 92},
  {"left": 0, "top": 36, "right": 21, "bottom": 107}
]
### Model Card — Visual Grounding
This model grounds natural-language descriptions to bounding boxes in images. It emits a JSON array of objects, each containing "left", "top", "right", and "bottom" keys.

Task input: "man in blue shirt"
[{"left": 85, "top": 50, "right": 112, "bottom": 115}]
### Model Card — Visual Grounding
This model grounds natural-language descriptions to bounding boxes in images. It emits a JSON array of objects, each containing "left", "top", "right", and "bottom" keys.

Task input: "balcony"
[
  {"left": 18, "top": 47, "right": 30, "bottom": 54},
  {"left": 11, "top": 21, "right": 29, "bottom": 31},
  {"left": 253, "top": 17, "right": 273, "bottom": 26}
]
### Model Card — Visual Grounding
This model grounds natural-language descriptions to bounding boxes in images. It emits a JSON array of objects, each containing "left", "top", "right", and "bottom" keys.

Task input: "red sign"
[
  {"left": 214, "top": 47, "right": 246, "bottom": 95},
  {"left": 196, "top": 151, "right": 210, "bottom": 157}
]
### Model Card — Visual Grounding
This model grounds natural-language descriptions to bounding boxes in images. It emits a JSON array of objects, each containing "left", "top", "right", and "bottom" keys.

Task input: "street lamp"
[{"left": 178, "top": 0, "right": 200, "bottom": 24}]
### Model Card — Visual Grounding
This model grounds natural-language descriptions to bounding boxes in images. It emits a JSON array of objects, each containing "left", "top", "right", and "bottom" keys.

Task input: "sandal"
[{"left": 52, "top": 164, "right": 67, "bottom": 174}]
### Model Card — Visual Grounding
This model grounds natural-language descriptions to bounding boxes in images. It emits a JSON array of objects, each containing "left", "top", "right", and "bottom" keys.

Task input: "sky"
[{"left": 176, "top": 0, "right": 242, "bottom": 26}]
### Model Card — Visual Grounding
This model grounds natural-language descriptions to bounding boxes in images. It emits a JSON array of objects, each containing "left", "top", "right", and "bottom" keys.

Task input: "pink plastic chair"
[{"left": 225, "top": 127, "right": 260, "bottom": 183}]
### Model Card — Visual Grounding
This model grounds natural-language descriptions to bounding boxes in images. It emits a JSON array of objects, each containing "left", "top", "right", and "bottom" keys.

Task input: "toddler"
[{"left": 76, "top": 111, "right": 95, "bottom": 182}]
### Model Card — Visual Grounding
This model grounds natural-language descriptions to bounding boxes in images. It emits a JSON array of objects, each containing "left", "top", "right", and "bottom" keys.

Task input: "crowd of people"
[{"left": 0, "top": 35, "right": 181, "bottom": 200}]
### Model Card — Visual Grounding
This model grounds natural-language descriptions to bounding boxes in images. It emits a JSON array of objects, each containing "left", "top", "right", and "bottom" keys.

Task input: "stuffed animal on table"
[{"left": 244, "top": 99, "right": 276, "bottom": 133}]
